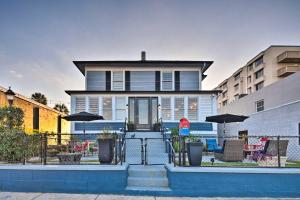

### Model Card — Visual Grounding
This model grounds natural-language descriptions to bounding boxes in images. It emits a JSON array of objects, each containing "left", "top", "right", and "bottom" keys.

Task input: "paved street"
[{"left": 0, "top": 192, "right": 299, "bottom": 200}]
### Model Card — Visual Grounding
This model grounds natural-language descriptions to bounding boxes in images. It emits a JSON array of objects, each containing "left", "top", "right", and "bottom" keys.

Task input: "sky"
[{"left": 0, "top": 0, "right": 300, "bottom": 108}]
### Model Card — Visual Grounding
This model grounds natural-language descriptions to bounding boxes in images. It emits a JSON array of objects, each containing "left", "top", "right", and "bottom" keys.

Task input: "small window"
[
  {"left": 234, "top": 94, "right": 239, "bottom": 100},
  {"left": 161, "top": 97, "right": 171, "bottom": 120},
  {"left": 234, "top": 73, "right": 240, "bottom": 81},
  {"left": 256, "top": 100, "right": 264, "bottom": 112},
  {"left": 188, "top": 97, "right": 198, "bottom": 120},
  {"left": 255, "top": 81, "right": 264, "bottom": 91},
  {"left": 112, "top": 71, "right": 124, "bottom": 90},
  {"left": 234, "top": 84, "right": 239, "bottom": 91},
  {"left": 88, "top": 97, "right": 99, "bottom": 114},
  {"left": 247, "top": 76, "right": 251, "bottom": 84},
  {"left": 115, "top": 97, "right": 126, "bottom": 120},
  {"left": 33, "top": 107, "right": 39, "bottom": 130},
  {"left": 222, "top": 100, "right": 228, "bottom": 106},
  {"left": 255, "top": 69, "right": 264, "bottom": 79},
  {"left": 174, "top": 97, "right": 185, "bottom": 120},
  {"left": 247, "top": 65, "right": 253, "bottom": 71},
  {"left": 255, "top": 56, "right": 263, "bottom": 67},
  {"left": 222, "top": 91, "right": 227, "bottom": 98},
  {"left": 247, "top": 87, "right": 252, "bottom": 94},
  {"left": 75, "top": 96, "right": 86, "bottom": 113},
  {"left": 162, "top": 71, "right": 173, "bottom": 91},
  {"left": 103, "top": 97, "right": 112, "bottom": 120}
]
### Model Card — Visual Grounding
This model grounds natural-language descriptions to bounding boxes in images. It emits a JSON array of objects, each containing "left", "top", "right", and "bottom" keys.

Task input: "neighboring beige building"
[{"left": 215, "top": 45, "right": 300, "bottom": 108}]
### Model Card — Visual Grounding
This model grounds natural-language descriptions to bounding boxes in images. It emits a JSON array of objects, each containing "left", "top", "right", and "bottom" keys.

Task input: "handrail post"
[
  {"left": 43, "top": 132, "right": 48, "bottom": 165},
  {"left": 277, "top": 136, "right": 281, "bottom": 168},
  {"left": 141, "top": 139, "right": 145, "bottom": 165}
]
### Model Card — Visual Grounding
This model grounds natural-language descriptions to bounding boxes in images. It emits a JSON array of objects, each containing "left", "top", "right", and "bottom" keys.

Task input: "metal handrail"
[
  {"left": 120, "top": 138, "right": 126, "bottom": 165},
  {"left": 166, "top": 139, "right": 176, "bottom": 167}
]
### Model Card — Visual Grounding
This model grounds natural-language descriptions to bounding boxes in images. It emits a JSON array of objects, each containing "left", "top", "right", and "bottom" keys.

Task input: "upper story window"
[
  {"left": 174, "top": 97, "right": 185, "bottom": 120},
  {"left": 88, "top": 97, "right": 99, "bottom": 114},
  {"left": 75, "top": 96, "right": 86, "bottom": 113},
  {"left": 256, "top": 99, "right": 264, "bottom": 112},
  {"left": 222, "top": 91, "right": 227, "bottom": 98},
  {"left": 188, "top": 97, "right": 198, "bottom": 120},
  {"left": 86, "top": 71, "right": 106, "bottom": 90},
  {"left": 180, "top": 71, "right": 199, "bottom": 90},
  {"left": 130, "top": 71, "right": 155, "bottom": 91},
  {"left": 255, "top": 69, "right": 264, "bottom": 79},
  {"left": 234, "top": 83, "right": 239, "bottom": 91},
  {"left": 247, "top": 64, "right": 253, "bottom": 71},
  {"left": 112, "top": 71, "right": 124, "bottom": 90},
  {"left": 103, "top": 97, "right": 112, "bottom": 120},
  {"left": 161, "top": 97, "right": 171, "bottom": 120},
  {"left": 255, "top": 81, "right": 264, "bottom": 91},
  {"left": 162, "top": 71, "right": 173, "bottom": 91},
  {"left": 247, "top": 76, "right": 252, "bottom": 84},
  {"left": 234, "top": 73, "right": 240, "bottom": 81},
  {"left": 254, "top": 56, "right": 263, "bottom": 67},
  {"left": 222, "top": 100, "right": 228, "bottom": 106}
]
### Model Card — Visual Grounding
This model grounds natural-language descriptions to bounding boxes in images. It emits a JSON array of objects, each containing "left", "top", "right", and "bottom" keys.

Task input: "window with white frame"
[
  {"left": 103, "top": 97, "right": 112, "bottom": 120},
  {"left": 112, "top": 71, "right": 124, "bottom": 90},
  {"left": 161, "top": 97, "right": 171, "bottom": 120},
  {"left": 88, "top": 97, "right": 99, "bottom": 114},
  {"left": 115, "top": 97, "right": 126, "bottom": 120},
  {"left": 174, "top": 97, "right": 184, "bottom": 120},
  {"left": 188, "top": 97, "right": 198, "bottom": 120},
  {"left": 256, "top": 99, "right": 264, "bottom": 112},
  {"left": 162, "top": 71, "right": 173, "bottom": 91},
  {"left": 75, "top": 96, "right": 86, "bottom": 113}
]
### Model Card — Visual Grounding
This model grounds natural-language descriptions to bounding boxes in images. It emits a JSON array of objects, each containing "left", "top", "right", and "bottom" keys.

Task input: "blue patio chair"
[{"left": 206, "top": 139, "right": 219, "bottom": 152}]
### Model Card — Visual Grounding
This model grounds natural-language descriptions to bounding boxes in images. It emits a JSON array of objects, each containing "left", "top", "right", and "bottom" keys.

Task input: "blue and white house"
[{"left": 66, "top": 52, "right": 218, "bottom": 135}]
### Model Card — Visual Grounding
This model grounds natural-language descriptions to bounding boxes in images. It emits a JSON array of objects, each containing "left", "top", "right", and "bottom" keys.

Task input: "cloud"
[{"left": 9, "top": 70, "right": 24, "bottom": 78}]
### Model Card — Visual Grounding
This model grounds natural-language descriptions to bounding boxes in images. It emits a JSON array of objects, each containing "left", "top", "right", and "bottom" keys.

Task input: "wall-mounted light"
[{"left": 5, "top": 86, "right": 15, "bottom": 107}]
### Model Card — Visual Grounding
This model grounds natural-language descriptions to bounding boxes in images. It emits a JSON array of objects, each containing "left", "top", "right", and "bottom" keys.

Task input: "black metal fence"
[
  {"left": 165, "top": 135, "right": 300, "bottom": 168},
  {"left": 0, "top": 132, "right": 126, "bottom": 165}
]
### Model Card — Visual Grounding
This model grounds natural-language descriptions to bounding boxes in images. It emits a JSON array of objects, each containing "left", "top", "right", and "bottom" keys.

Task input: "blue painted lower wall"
[
  {"left": 166, "top": 169, "right": 300, "bottom": 197},
  {"left": 0, "top": 168, "right": 127, "bottom": 194}
]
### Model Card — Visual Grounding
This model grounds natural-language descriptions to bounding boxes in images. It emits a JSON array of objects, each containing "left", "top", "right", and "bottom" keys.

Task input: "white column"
[
  {"left": 158, "top": 96, "right": 161, "bottom": 119},
  {"left": 125, "top": 96, "right": 129, "bottom": 119}
]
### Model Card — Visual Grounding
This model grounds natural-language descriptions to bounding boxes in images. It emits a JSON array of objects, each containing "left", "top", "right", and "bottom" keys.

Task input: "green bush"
[
  {"left": 0, "top": 129, "right": 40, "bottom": 163},
  {"left": 0, "top": 106, "right": 24, "bottom": 130}
]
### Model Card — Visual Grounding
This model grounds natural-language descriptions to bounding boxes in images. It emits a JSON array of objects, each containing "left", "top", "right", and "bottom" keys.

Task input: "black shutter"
[
  {"left": 106, "top": 71, "right": 111, "bottom": 91},
  {"left": 175, "top": 71, "right": 180, "bottom": 91},
  {"left": 125, "top": 71, "right": 130, "bottom": 91},
  {"left": 155, "top": 71, "right": 160, "bottom": 91},
  {"left": 33, "top": 107, "right": 39, "bottom": 130}
]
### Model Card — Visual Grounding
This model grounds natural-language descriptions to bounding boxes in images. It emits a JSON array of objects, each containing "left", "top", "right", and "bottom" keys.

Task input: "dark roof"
[
  {"left": 65, "top": 90, "right": 220, "bottom": 95},
  {"left": 73, "top": 60, "right": 214, "bottom": 75}
]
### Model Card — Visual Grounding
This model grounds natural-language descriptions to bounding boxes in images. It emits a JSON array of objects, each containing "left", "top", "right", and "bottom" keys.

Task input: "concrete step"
[
  {"left": 126, "top": 186, "right": 171, "bottom": 191},
  {"left": 127, "top": 177, "right": 169, "bottom": 187},
  {"left": 128, "top": 166, "right": 166, "bottom": 177}
]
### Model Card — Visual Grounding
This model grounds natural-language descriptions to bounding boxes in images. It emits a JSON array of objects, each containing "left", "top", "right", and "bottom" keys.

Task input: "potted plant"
[
  {"left": 97, "top": 127, "right": 115, "bottom": 164},
  {"left": 127, "top": 121, "right": 136, "bottom": 132},
  {"left": 153, "top": 121, "right": 161, "bottom": 132},
  {"left": 186, "top": 136, "right": 204, "bottom": 166}
]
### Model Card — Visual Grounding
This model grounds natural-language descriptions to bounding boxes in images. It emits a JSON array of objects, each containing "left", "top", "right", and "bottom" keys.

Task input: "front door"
[{"left": 128, "top": 97, "right": 158, "bottom": 130}]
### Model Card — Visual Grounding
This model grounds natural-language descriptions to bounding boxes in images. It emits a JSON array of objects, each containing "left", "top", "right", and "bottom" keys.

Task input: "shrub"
[{"left": 0, "top": 106, "right": 24, "bottom": 130}]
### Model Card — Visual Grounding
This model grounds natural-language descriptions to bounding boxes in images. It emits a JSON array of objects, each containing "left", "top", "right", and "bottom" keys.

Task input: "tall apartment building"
[{"left": 215, "top": 45, "right": 300, "bottom": 108}]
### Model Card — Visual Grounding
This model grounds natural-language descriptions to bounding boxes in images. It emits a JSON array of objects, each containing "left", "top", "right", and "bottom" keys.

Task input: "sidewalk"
[{"left": 0, "top": 192, "right": 299, "bottom": 200}]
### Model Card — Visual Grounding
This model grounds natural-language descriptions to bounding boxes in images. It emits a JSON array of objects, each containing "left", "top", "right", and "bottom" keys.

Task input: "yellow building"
[{"left": 0, "top": 86, "right": 70, "bottom": 144}]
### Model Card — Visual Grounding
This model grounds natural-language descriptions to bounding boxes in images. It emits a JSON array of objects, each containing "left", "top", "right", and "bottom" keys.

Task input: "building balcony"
[
  {"left": 254, "top": 63, "right": 264, "bottom": 73},
  {"left": 253, "top": 75, "right": 264, "bottom": 84},
  {"left": 277, "top": 51, "right": 300, "bottom": 63},
  {"left": 277, "top": 65, "right": 300, "bottom": 77}
]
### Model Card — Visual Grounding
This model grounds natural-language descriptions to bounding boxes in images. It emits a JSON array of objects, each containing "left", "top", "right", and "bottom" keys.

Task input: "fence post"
[
  {"left": 277, "top": 136, "right": 281, "bottom": 168},
  {"left": 43, "top": 132, "right": 48, "bottom": 165}
]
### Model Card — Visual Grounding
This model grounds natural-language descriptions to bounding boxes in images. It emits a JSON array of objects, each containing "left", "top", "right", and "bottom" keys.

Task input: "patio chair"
[
  {"left": 261, "top": 140, "right": 289, "bottom": 156},
  {"left": 206, "top": 139, "right": 218, "bottom": 152},
  {"left": 214, "top": 139, "right": 244, "bottom": 162}
]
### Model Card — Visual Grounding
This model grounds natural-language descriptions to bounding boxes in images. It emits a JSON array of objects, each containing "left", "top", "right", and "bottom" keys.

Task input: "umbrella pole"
[
  {"left": 83, "top": 122, "right": 86, "bottom": 157},
  {"left": 223, "top": 121, "right": 226, "bottom": 142}
]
